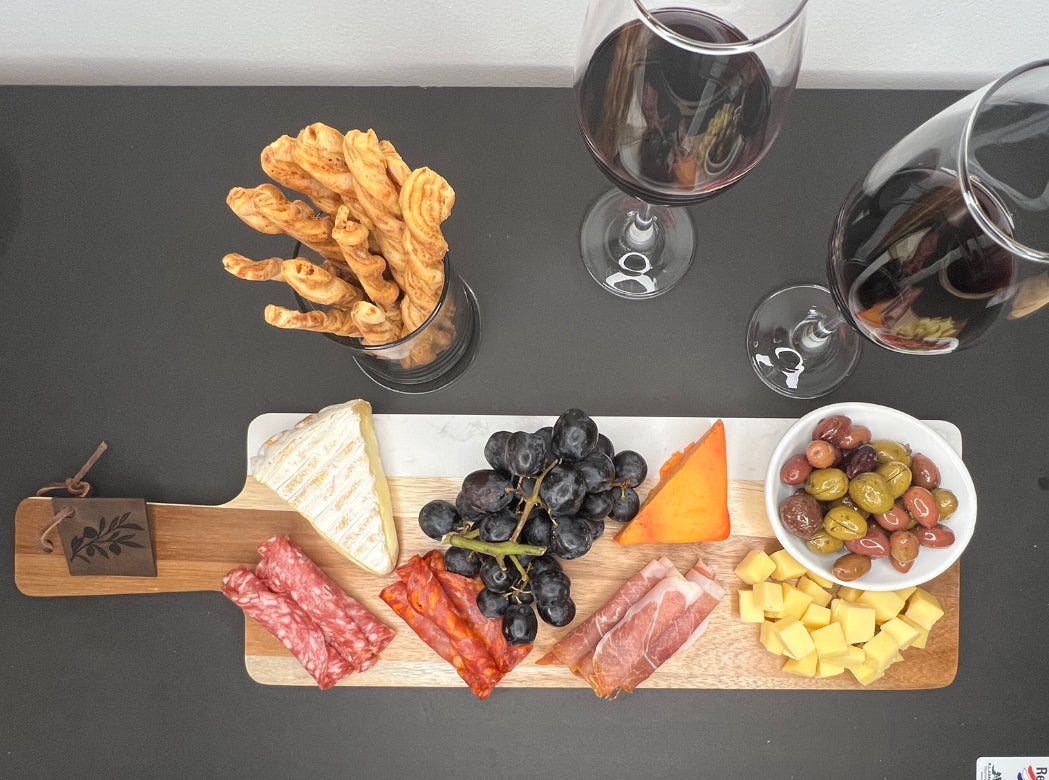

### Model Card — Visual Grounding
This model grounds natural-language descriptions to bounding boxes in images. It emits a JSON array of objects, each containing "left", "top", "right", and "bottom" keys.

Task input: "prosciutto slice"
[
  {"left": 607, "top": 560, "right": 725, "bottom": 696},
  {"left": 536, "top": 557, "right": 676, "bottom": 673},
  {"left": 588, "top": 570, "right": 706, "bottom": 697}
]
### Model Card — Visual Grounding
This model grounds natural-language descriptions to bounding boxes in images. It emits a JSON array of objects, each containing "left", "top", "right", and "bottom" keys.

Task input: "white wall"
[{"left": 1, "top": 0, "right": 1045, "bottom": 90}]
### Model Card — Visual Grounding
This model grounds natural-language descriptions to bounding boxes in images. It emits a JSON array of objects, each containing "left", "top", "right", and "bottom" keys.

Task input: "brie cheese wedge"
[{"left": 250, "top": 399, "right": 397, "bottom": 575}]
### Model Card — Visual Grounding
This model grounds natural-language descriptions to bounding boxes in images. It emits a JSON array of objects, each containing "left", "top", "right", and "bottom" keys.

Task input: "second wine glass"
[{"left": 574, "top": 0, "right": 809, "bottom": 298}]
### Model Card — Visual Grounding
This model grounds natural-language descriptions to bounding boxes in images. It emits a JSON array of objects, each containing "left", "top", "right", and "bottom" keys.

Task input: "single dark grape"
[
  {"left": 479, "top": 556, "right": 518, "bottom": 593},
  {"left": 531, "top": 569, "right": 571, "bottom": 604},
  {"left": 585, "top": 517, "right": 606, "bottom": 540},
  {"left": 577, "top": 489, "right": 614, "bottom": 521},
  {"left": 418, "top": 499, "right": 462, "bottom": 540},
  {"left": 533, "top": 426, "right": 553, "bottom": 455},
  {"left": 537, "top": 598, "right": 576, "bottom": 627},
  {"left": 594, "top": 433, "right": 615, "bottom": 459},
  {"left": 525, "top": 554, "right": 562, "bottom": 577},
  {"left": 552, "top": 408, "right": 599, "bottom": 461},
  {"left": 549, "top": 515, "right": 594, "bottom": 560},
  {"left": 461, "top": 469, "right": 514, "bottom": 512},
  {"left": 476, "top": 587, "right": 509, "bottom": 619},
  {"left": 443, "top": 546, "right": 483, "bottom": 578},
  {"left": 576, "top": 451, "right": 615, "bottom": 493},
  {"left": 501, "top": 603, "right": 539, "bottom": 645},
  {"left": 476, "top": 507, "right": 518, "bottom": 543},
  {"left": 483, "top": 430, "right": 512, "bottom": 474},
  {"left": 520, "top": 507, "right": 554, "bottom": 547},
  {"left": 455, "top": 491, "right": 488, "bottom": 525},
  {"left": 505, "top": 430, "right": 548, "bottom": 477},
  {"left": 608, "top": 486, "right": 641, "bottom": 523},
  {"left": 510, "top": 585, "right": 535, "bottom": 605},
  {"left": 540, "top": 464, "right": 586, "bottom": 515},
  {"left": 612, "top": 450, "right": 648, "bottom": 488}
]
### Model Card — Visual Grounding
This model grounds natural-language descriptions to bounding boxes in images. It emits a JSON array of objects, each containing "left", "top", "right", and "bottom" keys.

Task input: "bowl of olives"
[{"left": 765, "top": 402, "right": 976, "bottom": 591}]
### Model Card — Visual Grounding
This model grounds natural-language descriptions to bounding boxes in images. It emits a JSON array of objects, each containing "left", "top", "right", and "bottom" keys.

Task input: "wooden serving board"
[{"left": 14, "top": 414, "right": 961, "bottom": 691}]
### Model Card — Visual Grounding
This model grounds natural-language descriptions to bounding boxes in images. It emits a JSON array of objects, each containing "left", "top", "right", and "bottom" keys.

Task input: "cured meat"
[
  {"left": 607, "top": 560, "right": 726, "bottom": 696},
  {"left": 589, "top": 570, "right": 706, "bottom": 696},
  {"left": 434, "top": 568, "right": 532, "bottom": 675},
  {"left": 380, "top": 551, "right": 532, "bottom": 699},
  {"left": 255, "top": 535, "right": 393, "bottom": 672},
  {"left": 221, "top": 567, "right": 353, "bottom": 690},
  {"left": 536, "top": 556, "right": 676, "bottom": 672}
]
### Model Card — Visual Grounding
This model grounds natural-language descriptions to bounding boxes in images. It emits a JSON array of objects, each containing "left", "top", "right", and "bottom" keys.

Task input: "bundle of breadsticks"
[{"left": 223, "top": 124, "right": 456, "bottom": 366}]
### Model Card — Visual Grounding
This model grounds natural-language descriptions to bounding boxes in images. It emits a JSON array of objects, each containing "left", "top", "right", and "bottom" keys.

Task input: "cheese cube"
[
  {"left": 838, "top": 586, "right": 864, "bottom": 601},
  {"left": 782, "top": 651, "right": 818, "bottom": 677},
  {"left": 831, "top": 600, "right": 876, "bottom": 644},
  {"left": 894, "top": 586, "right": 917, "bottom": 602},
  {"left": 752, "top": 581, "right": 783, "bottom": 613},
  {"left": 811, "top": 622, "right": 849, "bottom": 659},
  {"left": 768, "top": 583, "right": 814, "bottom": 621},
  {"left": 863, "top": 630, "right": 901, "bottom": 672},
  {"left": 759, "top": 620, "right": 786, "bottom": 655},
  {"left": 898, "top": 615, "right": 931, "bottom": 649},
  {"left": 737, "top": 589, "right": 765, "bottom": 623},
  {"left": 816, "top": 657, "right": 846, "bottom": 678},
  {"left": 804, "top": 569, "right": 834, "bottom": 589},
  {"left": 835, "top": 644, "right": 867, "bottom": 670},
  {"left": 796, "top": 576, "right": 832, "bottom": 607},
  {"left": 881, "top": 616, "right": 921, "bottom": 650},
  {"left": 800, "top": 603, "right": 832, "bottom": 630},
  {"left": 857, "top": 590, "right": 906, "bottom": 624},
  {"left": 769, "top": 549, "right": 808, "bottom": 581},
  {"left": 734, "top": 549, "right": 777, "bottom": 584},
  {"left": 850, "top": 661, "right": 884, "bottom": 686},
  {"left": 904, "top": 588, "right": 945, "bottom": 630},
  {"left": 772, "top": 617, "right": 816, "bottom": 661}
]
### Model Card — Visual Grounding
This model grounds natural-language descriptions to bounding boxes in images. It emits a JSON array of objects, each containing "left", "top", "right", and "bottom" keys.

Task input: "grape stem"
[
  {"left": 441, "top": 533, "right": 547, "bottom": 560},
  {"left": 509, "top": 459, "right": 560, "bottom": 542}
]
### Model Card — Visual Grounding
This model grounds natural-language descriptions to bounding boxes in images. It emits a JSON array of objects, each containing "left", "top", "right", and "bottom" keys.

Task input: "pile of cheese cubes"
[{"left": 734, "top": 547, "right": 945, "bottom": 685}]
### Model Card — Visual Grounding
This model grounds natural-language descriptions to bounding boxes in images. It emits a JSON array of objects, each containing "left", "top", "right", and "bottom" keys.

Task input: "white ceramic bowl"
[{"left": 765, "top": 402, "right": 977, "bottom": 591}]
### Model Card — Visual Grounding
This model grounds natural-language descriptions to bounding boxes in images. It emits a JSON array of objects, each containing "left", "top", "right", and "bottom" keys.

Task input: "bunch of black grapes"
[{"left": 417, "top": 408, "right": 647, "bottom": 645}]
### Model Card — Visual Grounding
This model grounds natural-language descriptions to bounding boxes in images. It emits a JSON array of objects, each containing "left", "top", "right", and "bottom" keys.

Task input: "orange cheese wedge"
[{"left": 613, "top": 419, "right": 730, "bottom": 545}]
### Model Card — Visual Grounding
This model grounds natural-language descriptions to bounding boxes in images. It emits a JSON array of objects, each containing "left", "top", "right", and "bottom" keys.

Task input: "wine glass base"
[
  {"left": 747, "top": 284, "right": 862, "bottom": 399},
  {"left": 580, "top": 189, "right": 695, "bottom": 300}
]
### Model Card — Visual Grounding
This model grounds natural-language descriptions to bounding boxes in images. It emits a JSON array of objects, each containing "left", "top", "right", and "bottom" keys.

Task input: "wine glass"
[
  {"left": 574, "top": 0, "right": 809, "bottom": 299},
  {"left": 748, "top": 59, "right": 1049, "bottom": 398}
]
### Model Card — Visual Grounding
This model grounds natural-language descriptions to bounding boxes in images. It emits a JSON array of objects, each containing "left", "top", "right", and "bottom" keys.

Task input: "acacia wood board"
[{"left": 14, "top": 414, "right": 961, "bottom": 692}]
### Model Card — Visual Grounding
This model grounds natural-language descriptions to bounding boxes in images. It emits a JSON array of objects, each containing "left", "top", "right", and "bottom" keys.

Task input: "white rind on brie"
[{"left": 250, "top": 399, "right": 398, "bottom": 575}]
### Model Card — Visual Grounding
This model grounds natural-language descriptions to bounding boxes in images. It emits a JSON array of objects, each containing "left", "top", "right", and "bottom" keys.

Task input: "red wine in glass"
[{"left": 576, "top": 8, "right": 772, "bottom": 206}]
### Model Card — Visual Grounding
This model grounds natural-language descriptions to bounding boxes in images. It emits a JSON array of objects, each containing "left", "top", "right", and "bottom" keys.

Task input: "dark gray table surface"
[{"left": 1, "top": 86, "right": 1046, "bottom": 778}]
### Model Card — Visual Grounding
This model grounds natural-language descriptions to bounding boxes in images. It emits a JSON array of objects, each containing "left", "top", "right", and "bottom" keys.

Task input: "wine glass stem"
[
  {"left": 626, "top": 203, "right": 656, "bottom": 249},
  {"left": 796, "top": 308, "right": 844, "bottom": 353}
]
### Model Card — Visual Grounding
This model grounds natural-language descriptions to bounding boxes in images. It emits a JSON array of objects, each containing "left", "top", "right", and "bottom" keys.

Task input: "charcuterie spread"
[{"left": 13, "top": 406, "right": 965, "bottom": 694}]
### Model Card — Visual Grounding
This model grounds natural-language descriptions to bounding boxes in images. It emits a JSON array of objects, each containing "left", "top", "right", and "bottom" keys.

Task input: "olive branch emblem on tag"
[{"left": 69, "top": 511, "right": 146, "bottom": 564}]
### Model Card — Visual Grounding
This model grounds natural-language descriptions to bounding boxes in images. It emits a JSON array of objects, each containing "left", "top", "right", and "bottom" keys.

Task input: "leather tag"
[{"left": 52, "top": 497, "right": 157, "bottom": 577}]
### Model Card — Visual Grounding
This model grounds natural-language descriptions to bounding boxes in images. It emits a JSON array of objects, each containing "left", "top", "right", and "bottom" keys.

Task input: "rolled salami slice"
[
  {"left": 255, "top": 535, "right": 393, "bottom": 671},
  {"left": 221, "top": 567, "right": 353, "bottom": 690}
]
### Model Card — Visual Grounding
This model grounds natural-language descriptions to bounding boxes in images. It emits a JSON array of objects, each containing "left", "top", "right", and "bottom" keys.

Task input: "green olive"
[
  {"left": 871, "top": 439, "right": 912, "bottom": 467},
  {"left": 807, "top": 530, "right": 844, "bottom": 555},
  {"left": 823, "top": 505, "right": 869, "bottom": 541},
  {"left": 803, "top": 468, "right": 849, "bottom": 501},
  {"left": 848, "top": 472, "right": 895, "bottom": 514},
  {"left": 876, "top": 460, "right": 913, "bottom": 498},
  {"left": 829, "top": 494, "right": 871, "bottom": 519},
  {"left": 932, "top": 488, "right": 959, "bottom": 520}
]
